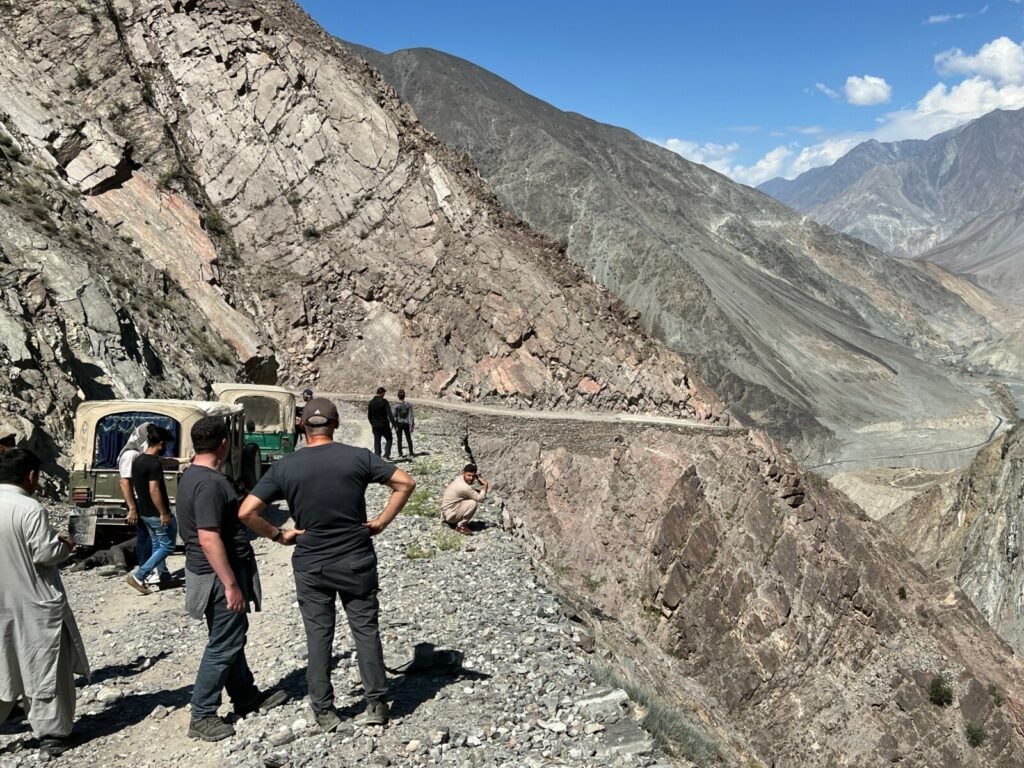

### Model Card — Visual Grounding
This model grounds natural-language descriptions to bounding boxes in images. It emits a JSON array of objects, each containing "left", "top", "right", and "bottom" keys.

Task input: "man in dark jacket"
[{"left": 367, "top": 387, "right": 393, "bottom": 460}]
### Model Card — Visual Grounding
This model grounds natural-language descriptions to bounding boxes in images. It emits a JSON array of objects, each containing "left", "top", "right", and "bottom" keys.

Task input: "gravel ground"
[{"left": 0, "top": 405, "right": 674, "bottom": 768}]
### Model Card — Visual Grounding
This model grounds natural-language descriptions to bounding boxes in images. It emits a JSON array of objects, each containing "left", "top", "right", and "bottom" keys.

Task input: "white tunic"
[{"left": 0, "top": 484, "right": 89, "bottom": 701}]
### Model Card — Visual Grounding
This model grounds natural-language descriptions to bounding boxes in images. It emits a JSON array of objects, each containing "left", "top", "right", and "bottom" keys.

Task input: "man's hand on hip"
[{"left": 362, "top": 516, "right": 389, "bottom": 536}]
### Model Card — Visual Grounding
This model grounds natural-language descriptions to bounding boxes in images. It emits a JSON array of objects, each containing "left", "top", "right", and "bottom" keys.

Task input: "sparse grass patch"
[
  {"left": 410, "top": 456, "right": 443, "bottom": 475},
  {"left": 590, "top": 663, "right": 719, "bottom": 765},
  {"left": 302, "top": 225, "right": 320, "bottom": 240},
  {"left": 583, "top": 574, "right": 606, "bottom": 592},
  {"left": 402, "top": 487, "right": 436, "bottom": 518},
  {"left": 406, "top": 542, "right": 433, "bottom": 560},
  {"left": 929, "top": 675, "right": 954, "bottom": 707},
  {"left": 73, "top": 69, "right": 92, "bottom": 90},
  {"left": 433, "top": 529, "right": 462, "bottom": 552},
  {"left": 965, "top": 721, "right": 986, "bottom": 748}
]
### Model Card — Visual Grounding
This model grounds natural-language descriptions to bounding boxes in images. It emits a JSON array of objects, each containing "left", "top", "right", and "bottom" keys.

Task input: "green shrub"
[
  {"left": 302, "top": 225, "right": 320, "bottom": 240},
  {"left": 965, "top": 721, "right": 986, "bottom": 748},
  {"left": 434, "top": 529, "right": 462, "bottom": 552},
  {"left": 204, "top": 209, "right": 227, "bottom": 235},
  {"left": 410, "top": 456, "right": 443, "bottom": 475},
  {"left": 929, "top": 675, "right": 954, "bottom": 707},
  {"left": 406, "top": 543, "right": 433, "bottom": 560},
  {"left": 583, "top": 575, "right": 606, "bottom": 592},
  {"left": 73, "top": 69, "right": 92, "bottom": 90},
  {"left": 897, "top": 586, "right": 907, "bottom": 600}
]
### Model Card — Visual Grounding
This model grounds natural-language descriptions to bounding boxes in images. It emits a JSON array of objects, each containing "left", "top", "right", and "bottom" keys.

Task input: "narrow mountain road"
[
  {"left": 806, "top": 416, "right": 1009, "bottom": 471},
  {"left": 320, "top": 392, "right": 744, "bottom": 436}
]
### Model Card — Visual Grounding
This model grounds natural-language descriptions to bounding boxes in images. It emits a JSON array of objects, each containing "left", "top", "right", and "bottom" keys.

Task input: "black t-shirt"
[
  {"left": 251, "top": 442, "right": 396, "bottom": 571},
  {"left": 176, "top": 465, "right": 253, "bottom": 575},
  {"left": 367, "top": 396, "right": 391, "bottom": 428},
  {"left": 131, "top": 453, "right": 170, "bottom": 518}
]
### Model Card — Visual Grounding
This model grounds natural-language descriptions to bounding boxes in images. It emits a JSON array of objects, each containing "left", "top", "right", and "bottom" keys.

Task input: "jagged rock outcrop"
[
  {"left": 356, "top": 46, "right": 1014, "bottom": 460},
  {"left": 760, "top": 107, "right": 1024, "bottom": 304},
  {"left": 888, "top": 423, "right": 1024, "bottom": 654},
  {"left": 468, "top": 415, "right": 1024, "bottom": 766}
]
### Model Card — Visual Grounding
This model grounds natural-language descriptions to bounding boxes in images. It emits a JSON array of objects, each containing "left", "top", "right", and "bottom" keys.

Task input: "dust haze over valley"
[{"left": 5, "top": 1, "right": 1024, "bottom": 767}]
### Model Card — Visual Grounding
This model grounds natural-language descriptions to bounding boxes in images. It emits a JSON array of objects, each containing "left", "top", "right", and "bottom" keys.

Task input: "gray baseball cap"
[{"left": 303, "top": 397, "right": 338, "bottom": 426}]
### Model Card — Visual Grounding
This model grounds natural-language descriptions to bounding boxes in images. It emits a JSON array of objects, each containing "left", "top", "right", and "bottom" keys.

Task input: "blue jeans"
[
  {"left": 135, "top": 520, "right": 154, "bottom": 571},
  {"left": 191, "top": 574, "right": 259, "bottom": 718},
  {"left": 134, "top": 515, "right": 176, "bottom": 582}
]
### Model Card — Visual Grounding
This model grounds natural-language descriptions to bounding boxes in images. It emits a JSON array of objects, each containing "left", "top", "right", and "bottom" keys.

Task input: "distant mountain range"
[
  {"left": 760, "top": 108, "right": 1024, "bottom": 303},
  {"left": 355, "top": 44, "right": 1017, "bottom": 459}
]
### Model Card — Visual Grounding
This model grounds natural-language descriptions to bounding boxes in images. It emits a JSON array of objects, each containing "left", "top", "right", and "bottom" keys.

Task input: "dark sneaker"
[
  {"left": 38, "top": 736, "right": 72, "bottom": 757},
  {"left": 355, "top": 700, "right": 389, "bottom": 726},
  {"left": 188, "top": 715, "right": 235, "bottom": 742},
  {"left": 125, "top": 573, "right": 150, "bottom": 595},
  {"left": 234, "top": 689, "right": 288, "bottom": 718},
  {"left": 313, "top": 707, "right": 342, "bottom": 733}
]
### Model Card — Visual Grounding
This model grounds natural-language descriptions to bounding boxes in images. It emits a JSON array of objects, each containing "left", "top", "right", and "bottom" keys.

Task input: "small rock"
[{"left": 405, "top": 739, "right": 422, "bottom": 753}]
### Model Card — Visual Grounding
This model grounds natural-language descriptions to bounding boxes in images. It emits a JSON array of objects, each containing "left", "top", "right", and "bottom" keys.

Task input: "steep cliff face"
[
  {"left": 0, "top": 25, "right": 249, "bottom": 482},
  {"left": 888, "top": 424, "right": 1024, "bottom": 654},
  {"left": 0, "top": 0, "right": 724, "bottom": 462},
  {"left": 470, "top": 417, "right": 1024, "bottom": 766}
]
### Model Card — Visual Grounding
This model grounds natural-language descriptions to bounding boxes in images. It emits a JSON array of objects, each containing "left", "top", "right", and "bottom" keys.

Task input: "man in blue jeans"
[
  {"left": 177, "top": 416, "right": 291, "bottom": 741},
  {"left": 126, "top": 425, "right": 177, "bottom": 595}
]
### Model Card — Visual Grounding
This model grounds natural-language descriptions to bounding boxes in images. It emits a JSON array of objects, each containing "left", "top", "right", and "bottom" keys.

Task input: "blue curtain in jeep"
[{"left": 93, "top": 412, "right": 180, "bottom": 469}]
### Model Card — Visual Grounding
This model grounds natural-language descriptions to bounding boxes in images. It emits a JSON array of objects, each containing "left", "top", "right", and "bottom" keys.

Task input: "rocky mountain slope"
[
  {"left": 354, "top": 45, "right": 1014, "bottom": 459},
  {"left": 471, "top": 410, "right": 1024, "bottom": 766},
  {"left": 760, "top": 108, "right": 1024, "bottom": 302},
  {"left": 0, "top": 0, "right": 726, "bottom": 471},
  {"left": 887, "top": 422, "right": 1024, "bottom": 655}
]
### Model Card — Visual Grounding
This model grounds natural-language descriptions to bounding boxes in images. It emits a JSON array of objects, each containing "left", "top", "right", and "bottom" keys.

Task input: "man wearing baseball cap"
[{"left": 239, "top": 397, "right": 415, "bottom": 731}]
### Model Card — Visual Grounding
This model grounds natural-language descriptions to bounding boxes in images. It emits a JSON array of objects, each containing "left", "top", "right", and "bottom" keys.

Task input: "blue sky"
[{"left": 300, "top": 1, "right": 1024, "bottom": 185}]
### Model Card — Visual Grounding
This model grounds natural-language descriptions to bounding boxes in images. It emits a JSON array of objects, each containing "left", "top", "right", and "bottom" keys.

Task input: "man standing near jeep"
[
  {"left": 177, "top": 417, "right": 290, "bottom": 742},
  {"left": 239, "top": 397, "right": 415, "bottom": 731},
  {"left": 126, "top": 425, "right": 176, "bottom": 595}
]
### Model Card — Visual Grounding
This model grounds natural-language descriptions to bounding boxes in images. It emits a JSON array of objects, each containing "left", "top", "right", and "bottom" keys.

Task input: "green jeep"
[
  {"left": 212, "top": 383, "right": 297, "bottom": 469},
  {"left": 67, "top": 399, "right": 261, "bottom": 546}
]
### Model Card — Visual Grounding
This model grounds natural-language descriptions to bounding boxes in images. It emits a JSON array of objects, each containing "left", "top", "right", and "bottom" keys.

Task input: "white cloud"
[
  {"left": 935, "top": 36, "right": 1024, "bottom": 84},
  {"left": 815, "top": 82, "right": 839, "bottom": 99},
  {"left": 660, "top": 139, "right": 740, "bottom": 175},
  {"left": 925, "top": 12, "right": 969, "bottom": 24},
  {"left": 730, "top": 146, "right": 793, "bottom": 186},
  {"left": 844, "top": 75, "right": 893, "bottom": 105}
]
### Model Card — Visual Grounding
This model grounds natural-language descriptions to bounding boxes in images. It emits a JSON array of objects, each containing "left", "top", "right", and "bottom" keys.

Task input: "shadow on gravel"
[
  {"left": 73, "top": 685, "right": 192, "bottom": 744},
  {"left": 82, "top": 651, "right": 172, "bottom": 687},
  {"left": 386, "top": 642, "right": 490, "bottom": 719}
]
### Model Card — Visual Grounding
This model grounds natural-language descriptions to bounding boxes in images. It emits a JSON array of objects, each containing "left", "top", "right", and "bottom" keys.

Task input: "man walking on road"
[
  {"left": 440, "top": 464, "right": 489, "bottom": 534},
  {"left": 367, "top": 387, "right": 394, "bottom": 459},
  {"left": 177, "top": 417, "right": 290, "bottom": 742},
  {"left": 0, "top": 449, "right": 90, "bottom": 757},
  {"left": 126, "top": 425, "right": 177, "bottom": 595},
  {"left": 240, "top": 397, "right": 415, "bottom": 730}
]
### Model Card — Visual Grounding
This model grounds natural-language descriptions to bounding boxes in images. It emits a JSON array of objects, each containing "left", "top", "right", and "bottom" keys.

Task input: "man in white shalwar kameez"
[{"left": 0, "top": 448, "right": 89, "bottom": 756}]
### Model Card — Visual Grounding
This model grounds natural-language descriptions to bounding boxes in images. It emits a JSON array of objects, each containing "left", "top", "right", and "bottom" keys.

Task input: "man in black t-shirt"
[
  {"left": 177, "top": 416, "right": 291, "bottom": 742},
  {"left": 126, "top": 425, "right": 176, "bottom": 595},
  {"left": 240, "top": 397, "right": 415, "bottom": 731},
  {"left": 367, "top": 387, "right": 394, "bottom": 459}
]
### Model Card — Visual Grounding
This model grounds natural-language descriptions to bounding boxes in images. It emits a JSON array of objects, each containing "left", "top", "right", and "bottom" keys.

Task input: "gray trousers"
[
  {"left": 294, "top": 553, "right": 387, "bottom": 712},
  {"left": 0, "top": 626, "right": 76, "bottom": 738}
]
